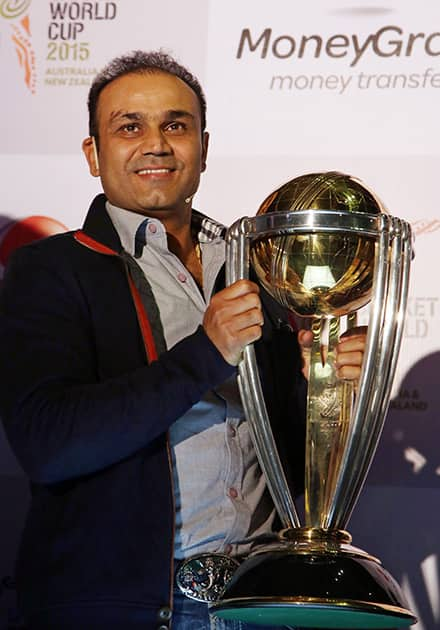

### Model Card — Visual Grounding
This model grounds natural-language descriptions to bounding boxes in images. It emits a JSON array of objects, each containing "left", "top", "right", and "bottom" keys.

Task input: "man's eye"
[
  {"left": 120, "top": 123, "right": 140, "bottom": 133},
  {"left": 165, "top": 121, "right": 185, "bottom": 133}
]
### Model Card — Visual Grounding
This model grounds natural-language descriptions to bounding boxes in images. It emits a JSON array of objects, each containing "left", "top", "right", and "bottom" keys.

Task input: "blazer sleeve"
[{"left": 0, "top": 243, "right": 234, "bottom": 484}]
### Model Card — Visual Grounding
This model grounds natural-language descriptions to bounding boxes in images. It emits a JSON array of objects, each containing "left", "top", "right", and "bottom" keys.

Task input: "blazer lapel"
[{"left": 81, "top": 194, "right": 123, "bottom": 252}]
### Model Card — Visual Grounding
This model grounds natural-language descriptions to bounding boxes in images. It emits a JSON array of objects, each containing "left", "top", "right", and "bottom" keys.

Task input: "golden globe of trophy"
[{"left": 210, "top": 172, "right": 416, "bottom": 628}]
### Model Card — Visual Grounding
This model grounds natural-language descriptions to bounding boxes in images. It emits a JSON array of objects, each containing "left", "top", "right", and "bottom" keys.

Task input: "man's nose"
[{"left": 139, "top": 127, "right": 172, "bottom": 155}]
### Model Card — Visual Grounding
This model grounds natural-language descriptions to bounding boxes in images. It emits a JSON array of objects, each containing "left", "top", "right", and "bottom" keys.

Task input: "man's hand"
[
  {"left": 297, "top": 328, "right": 313, "bottom": 380},
  {"left": 297, "top": 325, "right": 367, "bottom": 381},
  {"left": 203, "top": 280, "right": 264, "bottom": 366},
  {"left": 334, "top": 326, "right": 367, "bottom": 380}
]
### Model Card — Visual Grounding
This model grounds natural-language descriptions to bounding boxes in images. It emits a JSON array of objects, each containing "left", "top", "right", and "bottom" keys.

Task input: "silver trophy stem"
[{"left": 226, "top": 219, "right": 300, "bottom": 529}]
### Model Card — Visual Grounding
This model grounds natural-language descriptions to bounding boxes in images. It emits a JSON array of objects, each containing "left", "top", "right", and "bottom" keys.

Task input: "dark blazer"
[{"left": 0, "top": 195, "right": 306, "bottom": 621}]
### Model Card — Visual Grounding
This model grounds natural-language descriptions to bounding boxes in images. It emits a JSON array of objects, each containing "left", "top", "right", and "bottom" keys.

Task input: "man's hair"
[{"left": 87, "top": 49, "right": 207, "bottom": 141}]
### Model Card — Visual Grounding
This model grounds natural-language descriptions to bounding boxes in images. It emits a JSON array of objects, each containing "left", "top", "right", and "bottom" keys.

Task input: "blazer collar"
[{"left": 81, "top": 194, "right": 123, "bottom": 253}]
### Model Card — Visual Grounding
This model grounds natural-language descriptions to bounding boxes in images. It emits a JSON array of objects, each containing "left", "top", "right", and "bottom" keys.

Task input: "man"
[{"left": 0, "top": 51, "right": 365, "bottom": 629}]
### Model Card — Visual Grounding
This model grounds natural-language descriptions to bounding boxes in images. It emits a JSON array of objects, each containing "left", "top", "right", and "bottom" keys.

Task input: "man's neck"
[
  {"left": 167, "top": 220, "right": 203, "bottom": 290},
  {"left": 105, "top": 199, "right": 203, "bottom": 285}
]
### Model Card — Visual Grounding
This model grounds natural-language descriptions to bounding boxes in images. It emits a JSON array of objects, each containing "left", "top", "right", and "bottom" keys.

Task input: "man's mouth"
[{"left": 136, "top": 168, "right": 173, "bottom": 175}]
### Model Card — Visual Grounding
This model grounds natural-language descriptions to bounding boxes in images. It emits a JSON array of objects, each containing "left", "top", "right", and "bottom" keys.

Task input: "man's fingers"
[
  {"left": 339, "top": 325, "right": 368, "bottom": 343},
  {"left": 335, "top": 326, "right": 367, "bottom": 380},
  {"left": 297, "top": 328, "right": 313, "bottom": 349},
  {"left": 203, "top": 280, "right": 264, "bottom": 365},
  {"left": 218, "top": 279, "right": 260, "bottom": 300},
  {"left": 336, "top": 330, "right": 367, "bottom": 363},
  {"left": 209, "top": 285, "right": 262, "bottom": 321}
]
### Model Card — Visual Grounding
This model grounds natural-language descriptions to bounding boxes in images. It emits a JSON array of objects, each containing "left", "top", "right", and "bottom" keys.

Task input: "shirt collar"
[
  {"left": 191, "top": 208, "right": 226, "bottom": 243},
  {"left": 105, "top": 201, "right": 226, "bottom": 259}
]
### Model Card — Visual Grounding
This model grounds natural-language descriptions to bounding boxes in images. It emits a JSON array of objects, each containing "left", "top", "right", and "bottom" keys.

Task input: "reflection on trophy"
[{"left": 210, "top": 172, "right": 416, "bottom": 628}]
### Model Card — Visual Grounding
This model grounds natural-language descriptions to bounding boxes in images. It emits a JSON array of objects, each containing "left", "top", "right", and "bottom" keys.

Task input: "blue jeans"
[
  {"left": 173, "top": 588, "right": 292, "bottom": 629},
  {"left": 25, "top": 591, "right": 293, "bottom": 629}
]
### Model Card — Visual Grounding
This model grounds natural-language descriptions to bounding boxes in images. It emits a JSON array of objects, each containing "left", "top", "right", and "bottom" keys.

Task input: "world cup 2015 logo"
[
  {"left": 0, "top": 0, "right": 31, "bottom": 18},
  {"left": 0, "top": 0, "right": 36, "bottom": 93}
]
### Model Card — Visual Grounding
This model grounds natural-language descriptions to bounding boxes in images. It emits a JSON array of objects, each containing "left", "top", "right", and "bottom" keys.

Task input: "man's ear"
[
  {"left": 201, "top": 131, "right": 209, "bottom": 173},
  {"left": 82, "top": 136, "right": 100, "bottom": 177}
]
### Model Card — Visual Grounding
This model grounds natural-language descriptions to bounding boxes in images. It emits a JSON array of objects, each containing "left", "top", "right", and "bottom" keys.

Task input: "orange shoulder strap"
[{"left": 74, "top": 230, "right": 158, "bottom": 363}]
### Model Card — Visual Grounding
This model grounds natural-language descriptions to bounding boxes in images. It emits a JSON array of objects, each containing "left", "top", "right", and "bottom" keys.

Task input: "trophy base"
[
  {"left": 210, "top": 533, "right": 416, "bottom": 628},
  {"left": 211, "top": 602, "right": 413, "bottom": 629}
]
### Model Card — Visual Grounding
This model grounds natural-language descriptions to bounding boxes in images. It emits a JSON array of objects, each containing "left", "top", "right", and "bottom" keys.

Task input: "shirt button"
[
  {"left": 177, "top": 272, "right": 187, "bottom": 282},
  {"left": 228, "top": 487, "right": 238, "bottom": 499},
  {"left": 148, "top": 223, "right": 157, "bottom": 234},
  {"left": 157, "top": 607, "right": 172, "bottom": 621},
  {"left": 228, "top": 426, "right": 236, "bottom": 438}
]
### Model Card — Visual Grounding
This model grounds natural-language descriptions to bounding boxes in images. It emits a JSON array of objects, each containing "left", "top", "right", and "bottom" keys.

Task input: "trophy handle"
[
  {"left": 226, "top": 219, "right": 301, "bottom": 529},
  {"left": 327, "top": 216, "right": 413, "bottom": 528}
]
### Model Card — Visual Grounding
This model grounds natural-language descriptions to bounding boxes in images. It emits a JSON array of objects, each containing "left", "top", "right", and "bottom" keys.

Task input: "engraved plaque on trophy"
[{"left": 211, "top": 172, "right": 416, "bottom": 628}]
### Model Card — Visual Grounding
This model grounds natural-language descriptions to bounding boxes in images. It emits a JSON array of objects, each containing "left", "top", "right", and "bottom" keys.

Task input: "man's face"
[{"left": 83, "top": 71, "right": 208, "bottom": 219}]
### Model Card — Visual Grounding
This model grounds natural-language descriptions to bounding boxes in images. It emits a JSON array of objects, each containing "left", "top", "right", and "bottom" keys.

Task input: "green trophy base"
[{"left": 210, "top": 544, "right": 416, "bottom": 628}]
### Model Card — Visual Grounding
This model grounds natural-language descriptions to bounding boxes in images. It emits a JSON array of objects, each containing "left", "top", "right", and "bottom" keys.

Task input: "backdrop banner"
[{"left": 1, "top": 1, "right": 439, "bottom": 628}]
